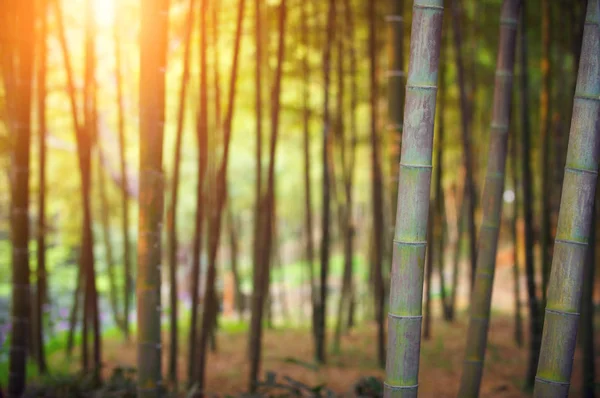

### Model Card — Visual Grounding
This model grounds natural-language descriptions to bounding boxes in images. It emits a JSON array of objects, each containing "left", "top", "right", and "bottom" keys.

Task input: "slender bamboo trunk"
[
  {"left": 97, "top": 153, "right": 122, "bottom": 329},
  {"left": 188, "top": 0, "right": 208, "bottom": 384},
  {"left": 194, "top": 0, "right": 246, "bottom": 391},
  {"left": 369, "top": 0, "right": 386, "bottom": 369},
  {"left": 450, "top": 0, "right": 476, "bottom": 290},
  {"left": 387, "top": 0, "right": 404, "bottom": 224},
  {"left": 384, "top": 1, "right": 443, "bottom": 395},
  {"left": 253, "top": 0, "right": 264, "bottom": 322},
  {"left": 580, "top": 199, "right": 596, "bottom": 398},
  {"left": 540, "top": 0, "right": 552, "bottom": 304},
  {"left": 227, "top": 208, "right": 243, "bottom": 317},
  {"left": 248, "top": 1, "right": 286, "bottom": 390},
  {"left": 519, "top": 4, "right": 542, "bottom": 389},
  {"left": 83, "top": 0, "right": 101, "bottom": 377},
  {"left": 65, "top": 267, "right": 81, "bottom": 356},
  {"left": 35, "top": 0, "right": 48, "bottom": 373},
  {"left": 316, "top": 0, "right": 336, "bottom": 365},
  {"left": 333, "top": 0, "right": 357, "bottom": 352},
  {"left": 457, "top": 2, "right": 521, "bottom": 395},
  {"left": 435, "top": 34, "right": 451, "bottom": 321},
  {"left": 300, "top": 0, "right": 317, "bottom": 346},
  {"left": 533, "top": 2, "right": 600, "bottom": 396},
  {"left": 6, "top": 0, "right": 34, "bottom": 394},
  {"left": 114, "top": 0, "right": 132, "bottom": 340},
  {"left": 168, "top": 0, "right": 195, "bottom": 385},
  {"left": 137, "top": 0, "right": 169, "bottom": 394},
  {"left": 510, "top": 126, "right": 523, "bottom": 347}
]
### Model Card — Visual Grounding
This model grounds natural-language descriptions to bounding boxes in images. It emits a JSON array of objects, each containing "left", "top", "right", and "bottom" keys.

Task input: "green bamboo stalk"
[
  {"left": 457, "top": 2, "right": 521, "bottom": 396},
  {"left": 137, "top": 0, "right": 169, "bottom": 395},
  {"left": 385, "top": 1, "right": 443, "bottom": 396},
  {"left": 6, "top": 0, "right": 34, "bottom": 394},
  {"left": 533, "top": 1, "right": 600, "bottom": 396}
]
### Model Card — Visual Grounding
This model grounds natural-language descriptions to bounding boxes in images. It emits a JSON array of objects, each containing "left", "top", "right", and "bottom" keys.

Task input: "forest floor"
[
  {"left": 39, "top": 245, "right": 600, "bottom": 397},
  {"left": 46, "top": 311, "right": 599, "bottom": 397}
]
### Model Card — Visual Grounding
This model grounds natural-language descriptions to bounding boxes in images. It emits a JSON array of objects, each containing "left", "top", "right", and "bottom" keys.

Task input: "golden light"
[{"left": 93, "top": 0, "right": 115, "bottom": 27}]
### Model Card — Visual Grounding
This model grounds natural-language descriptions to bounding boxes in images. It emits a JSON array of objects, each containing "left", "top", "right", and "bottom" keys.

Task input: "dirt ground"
[
  {"left": 85, "top": 314, "right": 598, "bottom": 397},
  {"left": 50, "top": 246, "right": 599, "bottom": 397}
]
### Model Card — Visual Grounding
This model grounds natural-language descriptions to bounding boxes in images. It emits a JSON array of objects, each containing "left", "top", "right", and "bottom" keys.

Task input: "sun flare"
[{"left": 93, "top": 0, "right": 115, "bottom": 27}]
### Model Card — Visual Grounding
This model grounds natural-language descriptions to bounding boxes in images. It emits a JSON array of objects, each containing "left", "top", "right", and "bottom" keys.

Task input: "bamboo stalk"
[
  {"left": 384, "top": 1, "right": 443, "bottom": 396},
  {"left": 533, "top": 1, "right": 600, "bottom": 396},
  {"left": 457, "top": 1, "right": 521, "bottom": 395}
]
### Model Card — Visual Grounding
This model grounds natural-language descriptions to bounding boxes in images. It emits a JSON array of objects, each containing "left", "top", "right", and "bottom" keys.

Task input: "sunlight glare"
[{"left": 93, "top": 0, "right": 115, "bottom": 27}]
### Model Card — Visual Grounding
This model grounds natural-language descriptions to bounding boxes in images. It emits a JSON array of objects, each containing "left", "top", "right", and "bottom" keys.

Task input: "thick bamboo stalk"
[
  {"left": 137, "top": 0, "right": 169, "bottom": 394},
  {"left": 384, "top": 1, "right": 443, "bottom": 396},
  {"left": 6, "top": 0, "right": 34, "bottom": 394},
  {"left": 457, "top": 1, "right": 521, "bottom": 396},
  {"left": 510, "top": 129, "right": 523, "bottom": 347},
  {"left": 533, "top": 1, "right": 600, "bottom": 396}
]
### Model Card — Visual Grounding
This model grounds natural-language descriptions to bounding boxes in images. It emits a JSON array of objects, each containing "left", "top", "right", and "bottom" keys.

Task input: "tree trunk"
[
  {"left": 5, "top": 0, "right": 34, "bottom": 394},
  {"left": 188, "top": 0, "right": 208, "bottom": 384},
  {"left": 450, "top": 0, "right": 477, "bottom": 291},
  {"left": 368, "top": 0, "right": 386, "bottom": 370},
  {"left": 35, "top": 0, "right": 48, "bottom": 374},
  {"left": 539, "top": 0, "right": 553, "bottom": 304},
  {"left": 113, "top": 0, "right": 132, "bottom": 341},
  {"left": 457, "top": 2, "right": 521, "bottom": 395},
  {"left": 316, "top": 0, "right": 336, "bottom": 365},
  {"left": 97, "top": 151, "right": 122, "bottom": 330},
  {"left": 167, "top": 0, "right": 195, "bottom": 385},
  {"left": 384, "top": 1, "right": 443, "bottom": 394},
  {"left": 518, "top": 4, "right": 542, "bottom": 389},
  {"left": 300, "top": 0, "right": 317, "bottom": 349},
  {"left": 510, "top": 125, "right": 523, "bottom": 347},
  {"left": 137, "top": 0, "right": 169, "bottom": 393},
  {"left": 194, "top": 0, "right": 246, "bottom": 391},
  {"left": 533, "top": 2, "right": 600, "bottom": 396},
  {"left": 248, "top": 1, "right": 286, "bottom": 390}
]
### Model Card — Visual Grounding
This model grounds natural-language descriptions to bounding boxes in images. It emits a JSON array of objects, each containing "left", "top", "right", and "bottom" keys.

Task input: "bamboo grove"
[{"left": 0, "top": 0, "right": 599, "bottom": 397}]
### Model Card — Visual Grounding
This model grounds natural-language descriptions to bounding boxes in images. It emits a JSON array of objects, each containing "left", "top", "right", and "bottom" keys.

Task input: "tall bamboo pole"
[
  {"left": 195, "top": 0, "right": 246, "bottom": 391},
  {"left": 137, "top": 0, "right": 169, "bottom": 394},
  {"left": 168, "top": 0, "right": 196, "bottom": 384},
  {"left": 316, "top": 0, "right": 336, "bottom": 364},
  {"left": 384, "top": 1, "right": 443, "bottom": 396},
  {"left": 450, "top": 0, "right": 476, "bottom": 289},
  {"left": 457, "top": 1, "right": 521, "bottom": 396},
  {"left": 6, "top": 0, "right": 34, "bottom": 394},
  {"left": 114, "top": 0, "right": 132, "bottom": 340},
  {"left": 248, "top": 2, "right": 287, "bottom": 389},
  {"left": 533, "top": 1, "right": 600, "bottom": 396},
  {"left": 35, "top": 0, "right": 48, "bottom": 374}
]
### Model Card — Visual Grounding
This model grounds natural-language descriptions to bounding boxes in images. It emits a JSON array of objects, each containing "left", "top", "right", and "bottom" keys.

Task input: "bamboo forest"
[{"left": 2, "top": 0, "right": 600, "bottom": 397}]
